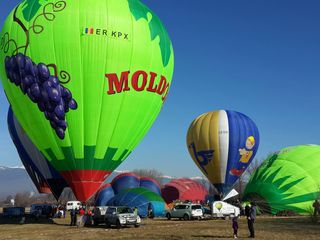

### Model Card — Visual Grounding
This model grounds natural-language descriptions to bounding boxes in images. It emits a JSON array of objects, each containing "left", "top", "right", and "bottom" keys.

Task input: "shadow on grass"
[
  {"left": 191, "top": 235, "right": 233, "bottom": 238},
  {"left": 0, "top": 216, "right": 54, "bottom": 225}
]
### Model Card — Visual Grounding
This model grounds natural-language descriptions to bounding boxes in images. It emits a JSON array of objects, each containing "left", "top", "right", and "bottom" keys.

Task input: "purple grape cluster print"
[{"left": 4, "top": 53, "right": 78, "bottom": 139}]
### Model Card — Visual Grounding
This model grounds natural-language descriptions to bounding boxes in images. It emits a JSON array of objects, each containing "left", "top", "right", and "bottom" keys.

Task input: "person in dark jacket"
[
  {"left": 247, "top": 202, "right": 257, "bottom": 238},
  {"left": 232, "top": 215, "right": 239, "bottom": 238},
  {"left": 313, "top": 199, "right": 320, "bottom": 216},
  {"left": 245, "top": 204, "right": 251, "bottom": 218},
  {"left": 70, "top": 208, "right": 77, "bottom": 226}
]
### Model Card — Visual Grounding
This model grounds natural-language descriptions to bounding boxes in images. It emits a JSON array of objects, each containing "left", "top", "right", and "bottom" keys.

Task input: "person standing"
[
  {"left": 86, "top": 208, "right": 93, "bottom": 226},
  {"left": 232, "top": 215, "right": 239, "bottom": 238},
  {"left": 134, "top": 207, "right": 138, "bottom": 216},
  {"left": 63, "top": 205, "right": 66, "bottom": 218},
  {"left": 312, "top": 199, "right": 320, "bottom": 217},
  {"left": 70, "top": 208, "right": 77, "bottom": 226},
  {"left": 245, "top": 203, "right": 251, "bottom": 218},
  {"left": 77, "top": 207, "right": 86, "bottom": 227},
  {"left": 248, "top": 202, "right": 257, "bottom": 238},
  {"left": 79, "top": 207, "right": 85, "bottom": 216},
  {"left": 147, "top": 203, "right": 154, "bottom": 218}
]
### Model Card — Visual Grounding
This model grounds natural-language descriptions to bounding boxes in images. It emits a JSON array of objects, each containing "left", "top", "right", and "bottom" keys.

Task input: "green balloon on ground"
[
  {"left": 243, "top": 145, "right": 320, "bottom": 215},
  {"left": 0, "top": 0, "right": 174, "bottom": 201}
]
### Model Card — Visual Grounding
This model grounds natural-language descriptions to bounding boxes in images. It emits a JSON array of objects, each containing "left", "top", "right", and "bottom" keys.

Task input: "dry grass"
[{"left": 0, "top": 215, "right": 319, "bottom": 240}]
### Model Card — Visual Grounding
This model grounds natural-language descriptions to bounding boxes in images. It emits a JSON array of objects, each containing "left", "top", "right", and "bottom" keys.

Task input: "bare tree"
[
  {"left": 232, "top": 157, "right": 265, "bottom": 199},
  {"left": 14, "top": 192, "right": 33, "bottom": 207},
  {"left": 132, "top": 169, "right": 164, "bottom": 186},
  {"left": 58, "top": 188, "right": 77, "bottom": 204}
]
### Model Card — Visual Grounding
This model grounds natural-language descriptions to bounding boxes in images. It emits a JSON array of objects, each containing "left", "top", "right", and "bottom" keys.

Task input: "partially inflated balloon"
[
  {"left": 95, "top": 173, "right": 162, "bottom": 207},
  {"left": 107, "top": 188, "right": 166, "bottom": 217},
  {"left": 161, "top": 178, "right": 208, "bottom": 204},
  {"left": 186, "top": 110, "right": 259, "bottom": 195},
  {"left": 7, "top": 107, "right": 68, "bottom": 200},
  {"left": 111, "top": 172, "right": 140, "bottom": 194},
  {"left": 0, "top": 0, "right": 174, "bottom": 201},
  {"left": 243, "top": 145, "right": 320, "bottom": 215}
]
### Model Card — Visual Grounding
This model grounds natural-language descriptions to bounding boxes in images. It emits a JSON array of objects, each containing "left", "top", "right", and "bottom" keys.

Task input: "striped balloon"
[
  {"left": 161, "top": 178, "right": 208, "bottom": 204},
  {"left": 94, "top": 172, "right": 162, "bottom": 206},
  {"left": 107, "top": 188, "right": 166, "bottom": 217},
  {"left": 186, "top": 110, "right": 259, "bottom": 195},
  {"left": 7, "top": 107, "right": 68, "bottom": 200}
]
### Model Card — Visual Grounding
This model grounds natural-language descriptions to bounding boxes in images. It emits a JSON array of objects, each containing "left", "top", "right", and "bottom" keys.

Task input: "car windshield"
[
  {"left": 118, "top": 207, "right": 133, "bottom": 214},
  {"left": 175, "top": 205, "right": 186, "bottom": 209},
  {"left": 192, "top": 205, "right": 202, "bottom": 210}
]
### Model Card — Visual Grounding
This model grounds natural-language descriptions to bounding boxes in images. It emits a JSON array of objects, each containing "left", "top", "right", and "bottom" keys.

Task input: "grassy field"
[{"left": 0, "top": 215, "right": 319, "bottom": 240}]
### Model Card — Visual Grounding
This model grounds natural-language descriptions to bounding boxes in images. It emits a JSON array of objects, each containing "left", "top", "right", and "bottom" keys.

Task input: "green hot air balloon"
[
  {"left": 243, "top": 145, "right": 320, "bottom": 215},
  {"left": 0, "top": 0, "right": 174, "bottom": 201}
]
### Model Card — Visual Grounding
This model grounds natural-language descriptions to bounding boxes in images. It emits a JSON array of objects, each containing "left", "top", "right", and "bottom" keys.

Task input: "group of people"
[
  {"left": 70, "top": 207, "right": 93, "bottom": 227},
  {"left": 54, "top": 205, "right": 66, "bottom": 218},
  {"left": 232, "top": 202, "right": 257, "bottom": 239}
]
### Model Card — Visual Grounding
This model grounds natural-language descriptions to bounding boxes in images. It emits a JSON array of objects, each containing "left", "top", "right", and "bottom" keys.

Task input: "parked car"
[
  {"left": 2, "top": 207, "right": 25, "bottom": 218},
  {"left": 30, "top": 204, "right": 56, "bottom": 218},
  {"left": 66, "top": 201, "right": 82, "bottom": 211},
  {"left": 105, "top": 206, "right": 141, "bottom": 228},
  {"left": 93, "top": 206, "right": 109, "bottom": 226},
  {"left": 166, "top": 203, "right": 203, "bottom": 220}
]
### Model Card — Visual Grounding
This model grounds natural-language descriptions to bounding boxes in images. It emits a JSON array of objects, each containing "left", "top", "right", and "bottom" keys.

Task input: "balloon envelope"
[
  {"left": 107, "top": 188, "right": 166, "bottom": 217},
  {"left": 94, "top": 184, "right": 115, "bottom": 207},
  {"left": 243, "top": 145, "right": 320, "bottom": 215},
  {"left": 95, "top": 172, "right": 162, "bottom": 206},
  {"left": 161, "top": 178, "right": 208, "bottom": 204},
  {"left": 140, "top": 177, "right": 161, "bottom": 195},
  {"left": 0, "top": 0, "right": 174, "bottom": 201},
  {"left": 7, "top": 107, "right": 68, "bottom": 200},
  {"left": 111, "top": 173, "right": 140, "bottom": 195},
  {"left": 186, "top": 110, "right": 259, "bottom": 195}
]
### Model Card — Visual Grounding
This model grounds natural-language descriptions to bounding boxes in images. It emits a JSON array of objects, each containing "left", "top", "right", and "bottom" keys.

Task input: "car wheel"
[
  {"left": 105, "top": 220, "right": 111, "bottom": 228},
  {"left": 116, "top": 220, "right": 121, "bottom": 229},
  {"left": 166, "top": 213, "right": 171, "bottom": 220},
  {"left": 134, "top": 224, "right": 140, "bottom": 228},
  {"left": 183, "top": 214, "right": 190, "bottom": 221}
]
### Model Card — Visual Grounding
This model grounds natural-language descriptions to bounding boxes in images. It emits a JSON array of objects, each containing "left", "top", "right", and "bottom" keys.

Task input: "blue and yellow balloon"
[{"left": 186, "top": 110, "right": 260, "bottom": 195}]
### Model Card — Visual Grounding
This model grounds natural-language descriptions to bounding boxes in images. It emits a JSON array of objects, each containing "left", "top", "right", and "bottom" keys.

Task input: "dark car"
[
  {"left": 2, "top": 207, "right": 25, "bottom": 218},
  {"left": 30, "top": 204, "right": 56, "bottom": 218}
]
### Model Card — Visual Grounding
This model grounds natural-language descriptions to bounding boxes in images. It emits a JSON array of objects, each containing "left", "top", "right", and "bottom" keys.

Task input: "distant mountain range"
[
  {"left": 0, "top": 166, "right": 210, "bottom": 200},
  {"left": 0, "top": 166, "right": 36, "bottom": 200}
]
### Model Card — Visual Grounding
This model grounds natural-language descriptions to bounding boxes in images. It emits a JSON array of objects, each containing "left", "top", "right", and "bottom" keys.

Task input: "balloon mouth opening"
[
  {"left": 38, "top": 186, "right": 52, "bottom": 194},
  {"left": 161, "top": 186, "right": 179, "bottom": 204},
  {"left": 60, "top": 170, "right": 112, "bottom": 202},
  {"left": 242, "top": 193, "right": 271, "bottom": 214},
  {"left": 214, "top": 184, "right": 232, "bottom": 198}
]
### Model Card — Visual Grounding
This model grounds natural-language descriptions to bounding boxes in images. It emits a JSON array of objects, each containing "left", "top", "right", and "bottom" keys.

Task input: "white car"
[
  {"left": 66, "top": 201, "right": 82, "bottom": 211},
  {"left": 105, "top": 206, "right": 141, "bottom": 228},
  {"left": 166, "top": 204, "right": 203, "bottom": 220}
]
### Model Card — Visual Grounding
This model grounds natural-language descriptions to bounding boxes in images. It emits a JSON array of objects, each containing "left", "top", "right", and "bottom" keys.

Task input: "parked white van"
[
  {"left": 66, "top": 201, "right": 82, "bottom": 211},
  {"left": 211, "top": 201, "right": 240, "bottom": 218}
]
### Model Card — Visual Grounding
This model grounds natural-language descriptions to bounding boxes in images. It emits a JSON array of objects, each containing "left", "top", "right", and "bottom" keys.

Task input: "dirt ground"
[{"left": 0, "top": 215, "right": 319, "bottom": 240}]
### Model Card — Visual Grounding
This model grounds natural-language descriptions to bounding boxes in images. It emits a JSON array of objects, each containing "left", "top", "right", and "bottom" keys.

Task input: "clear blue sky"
[{"left": 1, "top": 0, "right": 320, "bottom": 178}]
